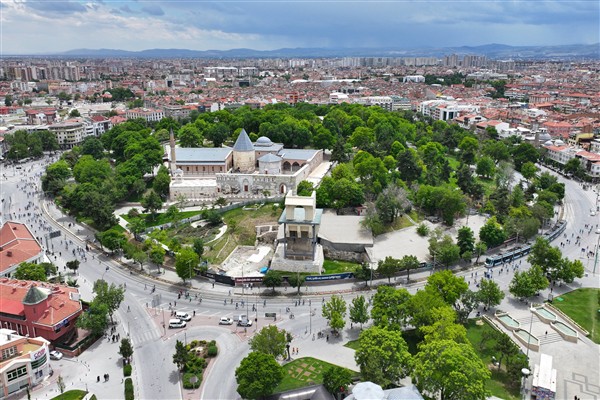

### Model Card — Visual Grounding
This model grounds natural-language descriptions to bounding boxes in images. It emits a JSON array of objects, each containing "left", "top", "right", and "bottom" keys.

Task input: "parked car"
[
  {"left": 219, "top": 317, "right": 233, "bottom": 325},
  {"left": 168, "top": 319, "right": 186, "bottom": 329},
  {"left": 50, "top": 350, "right": 63, "bottom": 360},
  {"left": 176, "top": 311, "right": 192, "bottom": 321},
  {"left": 238, "top": 319, "right": 253, "bottom": 327}
]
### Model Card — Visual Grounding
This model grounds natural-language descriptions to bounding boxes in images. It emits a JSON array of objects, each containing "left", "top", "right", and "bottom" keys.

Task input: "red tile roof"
[
  {"left": 0, "top": 278, "right": 82, "bottom": 326},
  {"left": 0, "top": 222, "right": 43, "bottom": 273}
]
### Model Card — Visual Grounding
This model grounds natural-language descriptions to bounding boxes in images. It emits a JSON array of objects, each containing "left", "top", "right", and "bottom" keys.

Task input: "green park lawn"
[
  {"left": 465, "top": 320, "right": 520, "bottom": 400},
  {"left": 51, "top": 390, "right": 91, "bottom": 400},
  {"left": 275, "top": 357, "right": 358, "bottom": 393},
  {"left": 121, "top": 210, "right": 204, "bottom": 228},
  {"left": 552, "top": 288, "right": 600, "bottom": 344},
  {"left": 323, "top": 260, "right": 360, "bottom": 274}
]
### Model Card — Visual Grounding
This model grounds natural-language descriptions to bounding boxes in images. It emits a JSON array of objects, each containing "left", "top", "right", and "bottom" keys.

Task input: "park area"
[
  {"left": 275, "top": 357, "right": 358, "bottom": 393},
  {"left": 552, "top": 288, "right": 600, "bottom": 344}
]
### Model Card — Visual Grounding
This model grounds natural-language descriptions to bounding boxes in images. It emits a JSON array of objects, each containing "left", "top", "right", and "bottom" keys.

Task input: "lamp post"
[{"left": 101, "top": 266, "right": 109, "bottom": 281}]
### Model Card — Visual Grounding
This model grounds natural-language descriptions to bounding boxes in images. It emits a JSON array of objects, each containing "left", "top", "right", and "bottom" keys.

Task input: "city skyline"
[{"left": 2, "top": 0, "right": 599, "bottom": 55}]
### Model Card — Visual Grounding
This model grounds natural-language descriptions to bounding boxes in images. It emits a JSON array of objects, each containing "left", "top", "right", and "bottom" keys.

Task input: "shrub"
[
  {"left": 416, "top": 223, "right": 429, "bottom": 237},
  {"left": 182, "top": 372, "right": 202, "bottom": 389},
  {"left": 123, "top": 364, "right": 132, "bottom": 377},
  {"left": 124, "top": 378, "right": 134, "bottom": 400},
  {"left": 207, "top": 345, "right": 218, "bottom": 357},
  {"left": 127, "top": 208, "right": 140, "bottom": 218}
]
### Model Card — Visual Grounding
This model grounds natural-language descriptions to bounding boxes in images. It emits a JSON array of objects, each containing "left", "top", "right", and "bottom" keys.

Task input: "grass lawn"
[
  {"left": 323, "top": 260, "right": 360, "bottom": 274},
  {"left": 465, "top": 320, "right": 520, "bottom": 400},
  {"left": 51, "top": 390, "right": 88, "bottom": 400},
  {"left": 121, "top": 210, "right": 204, "bottom": 228},
  {"left": 552, "top": 288, "right": 600, "bottom": 344},
  {"left": 275, "top": 357, "right": 358, "bottom": 393}
]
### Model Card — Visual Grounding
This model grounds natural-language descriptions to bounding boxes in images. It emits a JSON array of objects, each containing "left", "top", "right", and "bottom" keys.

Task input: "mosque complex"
[{"left": 167, "top": 128, "right": 329, "bottom": 201}]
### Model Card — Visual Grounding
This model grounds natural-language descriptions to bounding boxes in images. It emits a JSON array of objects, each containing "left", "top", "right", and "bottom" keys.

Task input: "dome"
[
  {"left": 544, "top": 140, "right": 554, "bottom": 146},
  {"left": 255, "top": 136, "right": 273, "bottom": 147},
  {"left": 539, "top": 132, "right": 552, "bottom": 142},
  {"left": 554, "top": 139, "right": 565, "bottom": 146}
]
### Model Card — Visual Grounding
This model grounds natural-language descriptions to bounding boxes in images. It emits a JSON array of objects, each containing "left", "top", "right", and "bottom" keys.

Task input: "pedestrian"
[
  {"left": 193, "top": 310, "right": 196, "bottom": 317},
  {"left": 326, "top": 334, "right": 329, "bottom": 342},
  {"left": 97, "top": 376, "right": 100, "bottom": 383}
]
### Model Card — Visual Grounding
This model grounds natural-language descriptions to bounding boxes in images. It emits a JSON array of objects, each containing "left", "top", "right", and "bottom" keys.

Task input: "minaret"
[{"left": 169, "top": 127, "right": 177, "bottom": 174}]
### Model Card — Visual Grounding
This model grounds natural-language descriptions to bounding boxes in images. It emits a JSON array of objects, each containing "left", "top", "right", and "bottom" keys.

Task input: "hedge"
[
  {"left": 124, "top": 378, "right": 134, "bottom": 400},
  {"left": 183, "top": 371, "right": 203, "bottom": 389},
  {"left": 124, "top": 364, "right": 132, "bottom": 377}
]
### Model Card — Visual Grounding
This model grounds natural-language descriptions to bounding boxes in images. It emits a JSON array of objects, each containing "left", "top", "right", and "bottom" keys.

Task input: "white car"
[
  {"left": 219, "top": 317, "right": 233, "bottom": 325},
  {"left": 50, "top": 350, "right": 63, "bottom": 360}
]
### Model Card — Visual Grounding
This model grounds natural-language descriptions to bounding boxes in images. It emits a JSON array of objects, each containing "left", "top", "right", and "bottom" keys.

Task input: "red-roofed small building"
[
  {"left": 0, "top": 222, "right": 44, "bottom": 278},
  {"left": 0, "top": 279, "right": 83, "bottom": 344}
]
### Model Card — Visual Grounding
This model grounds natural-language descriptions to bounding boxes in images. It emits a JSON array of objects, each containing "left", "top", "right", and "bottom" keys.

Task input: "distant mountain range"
[{"left": 18, "top": 43, "right": 600, "bottom": 59}]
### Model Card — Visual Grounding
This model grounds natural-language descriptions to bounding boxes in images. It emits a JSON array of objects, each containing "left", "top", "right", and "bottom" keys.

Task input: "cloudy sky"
[{"left": 1, "top": 0, "right": 598, "bottom": 54}]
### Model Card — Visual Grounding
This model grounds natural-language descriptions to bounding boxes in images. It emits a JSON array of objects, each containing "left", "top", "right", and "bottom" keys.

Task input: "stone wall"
[{"left": 322, "top": 247, "right": 367, "bottom": 263}]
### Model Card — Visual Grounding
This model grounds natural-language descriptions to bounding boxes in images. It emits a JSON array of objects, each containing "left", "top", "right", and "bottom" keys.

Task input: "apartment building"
[
  {"left": 0, "top": 329, "right": 51, "bottom": 398},
  {"left": 48, "top": 121, "right": 87, "bottom": 149},
  {"left": 125, "top": 108, "right": 165, "bottom": 122}
]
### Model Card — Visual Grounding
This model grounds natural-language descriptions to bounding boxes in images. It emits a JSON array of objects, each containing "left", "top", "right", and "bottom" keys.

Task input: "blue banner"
[{"left": 305, "top": 272, "right": 354, "bottom": 282}]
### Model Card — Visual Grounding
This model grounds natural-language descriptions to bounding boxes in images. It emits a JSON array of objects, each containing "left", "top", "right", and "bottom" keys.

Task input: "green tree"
[
  {"left": 177, "top": 123, "right": 203, "bottom": 148},
  {"left": 65, "top": 260, "right": 80, "bottom": 274},
  {"left": 296, "top": 180, "right": 315, "bottom": 196},
  {"left": 192, "top": 238, "right": 204, "bottom": 258},
  {"left": 13, "top": 262, "right": 48, "bottom": 281},
  {"left": 140, "top": 190, "right": 163, "bottom": 218},
  {"left": 457, "top": 226, "right": 475, "bottom": 257},
  {"left": 249, "top": 325, "right": 289, "bottom": 359},
  {"left": 375, "top": 185, "right": 410, "bottom": 224},
  {"left": 479, "top": 216, "right": 507, "bottom": 248},
  {"left": 69, "top": 109, "right": 80, "bottom": 117},
  {"left": 424, "top": 270, "right": 468, "bottom": 309},
  {"left": 76, "top": 301, "right": 108, "bottom": 336},
  {"left": 287, "top": 274, "right": 305, "bottom": 295},
  {"left": 93, "top": 280, "right": 125, "bottom": 324},
  {"left": 509, "top": 265, "right": 549, "bottom": 299},
  {"left": 119, "top": 337, "right": 134, "bottom": 362},
  {"left": 413, "top": 339, "right": 490, "bottom": 400},
  {"left": 429, "top": 233, "right": 461, "bottom": 269},
  {"left": 322, "top": 366, "right": 353, "bottom": 396},
  {"left": 420, "top": 306, "right": 467, "bottom": 344},
  {"left": 371, "top": 286, "right": 412, "bottom": 331},
  {"left": 458, "top": 136, "right": 479, "bottom": 164},
  {"left": 563, "top": 158, "right": 585, "bottom": 178},
  {"left": 322, "top": 295, "right": 347, "bottom": 333},
  {"left": 173, "top": 340, "right": 190, "bottom": 370},
  {"left": 235, "top": 352, "right": 284, "bottom": 400},
  {"left": 127, "top": 218, "right": 146, "bottom": 241},
  {"left": 511, "top": 142, "right": 539, "bottom": 171},
  {"left": 263, "top": 270, "right": 282, "bottom": 292},
  {"left": 42, "top": 160, "right": 72, "bottom": 195},
  {"left": 477, "top": 279, "right": 505, "bottom": 309},
  {"left": 96, "top": 229, "right": 126, "bottom": 253},
  {"left": 175, "top": 247, "right": 199, "bottom": 282},
  {"left": 397, "top": 149, "right": 423, "bottom": 184},
  {"left": 353, "top": 263, "right": 373, "bottom": 287},
  {"left": 399, "top": 255, "right": 420, "bottom": 282},
  {"left": 153, "top": 165, "right": 171, "bottom": 199},
  {"left": 349, "top": 295, "right": 369, "bottom": 329},
  {"left": 148, "top": 243, "right": 165, "bottom": 271},
  {"left": 474, "top": 241, "right": 487, "bottom": 264},
  {"left": 355, "top": 326, "right": 413, "bottom": 388},
  {"left": 520, "top": 161, "right": 539, "bottom": 181},
  {"left": 377, "top": 256, "right": 401, "bottom": 283},
  {"left": 81, "top": 137, "right": 105, "bottom": 159},
  {"left": 476, "top": 156, "right": 496, "bottom": 179}
]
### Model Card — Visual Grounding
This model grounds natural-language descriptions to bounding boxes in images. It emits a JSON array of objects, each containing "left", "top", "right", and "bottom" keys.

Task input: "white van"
[
  {"left": 169, "top": 319, "right": 186, "bottom": 329},
  {"left": 176, "top": 311, "right": 192, "bottom": 321}
]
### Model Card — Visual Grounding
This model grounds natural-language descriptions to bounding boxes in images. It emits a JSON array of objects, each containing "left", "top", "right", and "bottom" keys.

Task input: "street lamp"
[{"left": 101, "top": 266, "right": 109, "bottom": 281}]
